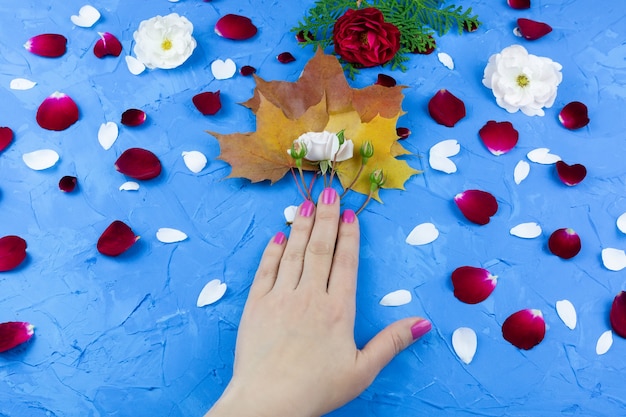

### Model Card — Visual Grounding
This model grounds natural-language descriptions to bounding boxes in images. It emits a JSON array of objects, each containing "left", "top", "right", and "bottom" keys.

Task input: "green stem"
[
  {"left": 340, "top": 160, "right": 366, "bottom": 199},
  {"left": 298, "top": 167, "right": 313, "bottom": 201},
  {"left": 355, "top": 188, "right": 373, "bottom": 216}
]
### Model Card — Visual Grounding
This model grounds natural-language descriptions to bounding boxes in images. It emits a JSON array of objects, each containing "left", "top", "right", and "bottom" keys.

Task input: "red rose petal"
[
  {"left": 240, "top": 65, "right": 256, "bottom": 76},
  {"left": 548, "top": 228, "right": 581, "bottom": 259},
  {"left": 451, "top": 266, "right": 498, "bottom": 304},
  {"left": 121, "top": 109, "right": 147, "bottom": 127},
  {"left": 0, "top": 322, "right": 35, "bottom": 353},
  {"left": 555, "top": 161, "right": 586, "bottom": 186},
  {"left": 507, "top": 0, "right": 531, "bottom": 9},
  {"left": 463, "top": 21, "right": 480, "bottom": 32},
  {"left": 59, "top": 175, "right": 78, "bottom": 192},
  {"left": 559, "top": 101, "right": 590, "bottom": 130},
  {"left": 215, "top": 14, "right": 258, "bottom": 40},
  {"left": 93, "top": 32, "right": 122, "bottom": 58},
  {"left": 478, "top": 120, "right": 519, "bottom": 155},
  {"left": 277, "top": 52, "right": 296, "bottom": 64},
  {"left": 115, "top": 148, "right": 162, "bottom": 180},
  {"left": 412, "top": 36, "right": 436, "bottom": 55},
  {"left": 24, "top": 34, "right": 67, "bottom": 58},
  {"left": 0, "top": 127, "right": 14, "bottom": 153},
  {"left": 97, "top": 220, "right": 139, "bottom": 257},
  {"left": 0, "top": 235, "right": 27, "bottom": 272},
  {"left": 517, "top": 18, "right": 552, "bottom": 40},
  {"left": 428, "top": 89, "right": 466, "bottom": 127},
  {"left": 502, "top": 309, "right": 545, "bottom": 350},
  {"left": 375, "top": 74, "right": 396, "bottom": 87},
  {"left": 193, "top": 91, "right": 222, "bottom": 116},
  {"left": 396, "top": 127, "right": 410, "bottom": 140},
  {"left": 296, "top": 30, "right": 314, "bottom": 42},
  {"left": 454, "top": 189, "right": 498, "bottom": 225},
  {"left": 36, "top": 92, "right": 79, "bottom": 131},
  {"left": 610, "top": 291, "right": 626, "bottom": 339}
]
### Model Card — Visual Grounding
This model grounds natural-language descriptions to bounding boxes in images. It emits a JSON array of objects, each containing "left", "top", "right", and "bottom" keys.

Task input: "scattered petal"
[
  {"left": 98, "top": 122, "right": 119, "bottom": 150},
  {"left": 596, "top": 330, "right": 613, "bottom": 355},
  {"left": 437, "top": 52, "right": 454, "bottom": 70},
  {"left": 10, "top": 78, "right": 37, "bottom": 90},
  {"left": 211, "top": 58, "right": 236, "bottom": 80},
  {"left": 70, "top": 5, "right": 101, "bottom": 27},
  {"left": 559, "top": 101, "right": 590, "bottom": 130},
  {"left": 379, "top": 289, "right": 412, "bottom": 307},
  {"left": 514, "top": 160, "right": 530, "bottom": 184},
  {"left": 284, "top": 205, "right": 298, "bottom": 224},
  {"left": 507, "top": 0, "right": 530, "bottom": 9},
  {"left": 119, "top": 181, "right": 140, "bottom": 191},
  {"left": 429, "top": 139, "right": 460, "bottom": 174},
  {"left": 502, "top": 309, "right": 545, "bottom": 350},
  {"left": 0, "top": 322, "right": 35, "bottom": 352},
  {"left": 295, "top": 30, "right": 314, "bottom": 42},
  {"left": 406, "top": 223, "right": 439, "bottom": 246},
  {"left": 121, "top": 109, "right": 146, "bottom": 126},
  {"left": 375, "top": 74, "right": 396, "bottom": 87},
  {"left": 94, "top": 32, "right": 122, "bottom": 58},
  {"left": 156, "top": 228, "right": 188, "bottom": 243},
  {"left": 58, "top": 175, "right": 77, "bottom": 192},
  {"left": 277, "top": 52, "right": 296, "bottom": 63},
  {"left": 193, "top": 91, "right": 222, "bottom": 116},
  {"left": 36, "top": 92, "right": 79, "bottom": 131},
  {"left": 412, "top": 35, "right": 435, "bottom": 54},
  {"left": 22, "top": 149, "right": 59, "bottom": 170},
  {"left": 182, "top": 150, "right": 207, "bottom": 173},
  {"left": 516, "top": 18, "right": 552, "bottom": 40},
  {"left": 24, "top": 34, "right": 67, "bottom": 58},
  {"left": 556, "top": 299, "right": 577, "bottom": 330},
  {"left": 555, "top": 161, "right": 586, "bottom": 186},
  {"left": 463, "top": 21, "right": 480, "bottom": 32},
  {"left": 240, "top": 65, "right": 256, "bottom": 76},
  {"left": 451, "top": 266, "right": 497, "bottom": 304},
  {"left": 197, "top": 279, "right": 227, "bottom": 307},
  {"left": 510, "top": 222, "right": 542, "bottom": 239},
  {"left": 452, "top": 327, "right": 477, "bottom": 364},
  {"left": 428, "top": 89, "right": 466, "bottom": 127},
  {"left": 215, "top": 14, "right": 258, "bottom": 40},
  {"left": 602, "top": 248, "right": 626, "bottom": 271},
  {"left": 478, "top": 121, "right": 519, "bottom": 155},
  {"left": 454, "top": 189, "right": 498, "bottom": 225},
  {"left": 97, "top": 220, "right": 139, "bottom": 257},
  {"left": 527, "top": 148, "right": 561, "bottom": 164},
  {"left": 548, "top": 228, "right": 581, "bottom": 259},
  {"left": 617, "top": 213, "right": 626, "bottom": 234},
  {"left": 396, "top": 127, "right": 410, "bottom": 139},
  {"left": 0, "top": 236, "right": 27, "bottom": 272},
  {"left": 125, "top": 56, "right": 146, "bottom": 75},
  {"left": 114, "top": 148, "right": 162, "bottom": 180},
  {"left": 610, "top": 292, "right": 626, "bottom": 338},
  {"left": 0, "top": 127, "right": 14, "bottom": 153}
]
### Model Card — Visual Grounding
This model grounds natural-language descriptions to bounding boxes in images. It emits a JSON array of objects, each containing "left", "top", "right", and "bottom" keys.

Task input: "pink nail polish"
[
  {"left": 342, "top": 209, "right": 356, "bottom": 224},
  {"left": 410, "top": 319, "right": 432, "bottom": 340},
  {"left": 300, "top": 200, "right": 315, "bottom": 217},
  {"left": 321, "top": 187, "right": 336, "bottom": 205},
  {"left": 273, "top": 231, "right": 286, "bottom": 245}
]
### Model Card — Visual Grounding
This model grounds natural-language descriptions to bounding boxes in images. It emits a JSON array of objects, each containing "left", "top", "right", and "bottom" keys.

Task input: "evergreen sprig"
[{"left": 292, "top": 0, "right": 480, "bottom": 76}]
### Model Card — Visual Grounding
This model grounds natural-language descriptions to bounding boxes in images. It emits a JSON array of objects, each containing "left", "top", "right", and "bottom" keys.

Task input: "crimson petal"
[
  {"left": 0, "top": 127, "right": 14, "bottom": 153},
  {"left": 277, "top": 52, "right": 296, "bottom": 64},
  {"left": 59, "top": 175, "right": 78, "bottom": 192},
  {"left": 115, "top": 148, "right": 162, "bottom": 180},
  {"left": 121, "top": 109, "right": 147, "bottom": 126},
  {"left": 193, "top": 91, "right": 222, "bottom": 115},
  {"left": 375, "top": 74, "right": 396, "bottom": 87},
  {"left": 296, "top": 30, "right": 314, "bottom": 42},
  {"left": 559, "top": 101, "right": 590, "bottom": 130},
  {"left": 478, "top": 120, "right": 519, "bottom": 155},
  {"left": 502, "top": 309, "right": 545, "bottom": 350},
  {"left": 36, "top": 92, "right": 79, "bottom": 131},
  {"left": 0, "top": 322, "right": 35, "bottom": 353},
  {"left": 555, "top": 161, "right": 586, "bottom": 186},
  {"left": 93, "top": 32, "right": 122, "bottom": 58},
  {"left": 97, "top": 220, "right": 139, "bottom": 257},
  {"left": 24, "top": 34, "right": 67, "bottom": 58},
  {"left": 412, "top": 36, "right": 435, "bottom": 54},
  {"left": 428, "top": 89, "right": 466, "bottom": 127},
  {"left": 240, "top": 65, "right": 256, "bottom": 76},
  {"left": 610, "top": 291, "right": 626, "bottom": 338},
  {"left": 215, "top": 14, "right": 258, "bottom": 40},
  {"left": 396, "top": 127, "right": 411, "bottom": 140},
  {"left": 463, "top": 21, "right": 480, "bottom": 32},
  {"left": 451, "top": 266, "right": 497, "bottom": 304},
  {"left": 0, "top": 235, "right": 27, "bottom": 272},
  {"left": 548, "top": 228, "right": 581, "bottom": 259},
  {"left": 517, "top": 18, "right": 552, "bottom": 40},
  {"left": 454, "top": 189, "right": 498, "bottom": 225},
  {"left": 507, "top": 0, "right": 530, "bottom": 9}
]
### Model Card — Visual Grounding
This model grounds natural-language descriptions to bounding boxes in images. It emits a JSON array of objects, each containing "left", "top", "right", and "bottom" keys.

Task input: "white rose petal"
[
  {"left": 10, "top": 78, "right": 37, "bottom": 90},
  {"left": 510, "top": 222, "right": 542, "bottom": 239},
  {"left": 98, "top": 122, "right": 119, "bottom": 150},
  {"left": 182, "top": 150, "right": 207, "bottom": 173},
  {"left": 125, "top": 56, "right": 146, "bottom": 75},
  {"left": 596, "top": 330, "right": 613, "bottom": 355},
  {"left": 211, "top": 58, "right": 237, "bottom": 80},
  {"left": 452, "top": 327, "right": 477, "bottom": 364},
  {"left": 119, "top": 181, "right": 140, "bottom": 191},
  {"left": 156, "top": 228, "right": 188, "bottom": 243},
  {"left": 197, "top": 279, "right": 227, "bottom": 307},
  {"left": 556, "top": 299, "right": 577, "bottom": 330},
  {"left": 291, "top": 131, "right": 353, "bottom": 162},
  {"left": 70, "top": 5, "right": 101, "bottom": 28},
  {"left": 429, "top": 139, "right": 460, "bottom": 174},
  {"left": 23, "top": 149, "right": 59, "bottom": 170},
  {"left": 514, "top": 160, "right": 530, "bottom": 184},
  {"left": 527, "top": 148, "right": 561, "bottom": 164},
  {"left": 379, "top": 289, "right": 412, "bottom": 307},
  {"left": 406, "top": 223, "right": 439, "bottom": 246},
  {"left": 616, "top": 213, "right": 626, "bottom": 234},
  {"left": 284, "top": 205, "right": 298, "bottom": 223},
  {"left": 602, "top": 248, "right": 626, "bottom": 271},
  {"left": 438, "top": 52, "right": 454, "bottom": 70}
]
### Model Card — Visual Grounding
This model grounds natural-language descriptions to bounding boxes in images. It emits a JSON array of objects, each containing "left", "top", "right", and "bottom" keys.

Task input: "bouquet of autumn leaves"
[{"left": 210, "top": 50, "right": 419, "bottom": 213}]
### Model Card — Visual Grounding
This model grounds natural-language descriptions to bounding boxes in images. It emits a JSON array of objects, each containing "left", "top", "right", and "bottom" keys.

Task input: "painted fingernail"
[
  {"left": 341, "top": 209, "right": 356, "bottom": 224},
  {"left": 411, "top": 319, "right": 432, "bottom": 340},
  {"left": 321, "top": 187, "right": 336, "bottom": 205},
  {"left": 300, "top": 200, "right": 315, "bottom": 217},
  {"left": 273, "top": 231, "right": 286, "bottom": 245}
]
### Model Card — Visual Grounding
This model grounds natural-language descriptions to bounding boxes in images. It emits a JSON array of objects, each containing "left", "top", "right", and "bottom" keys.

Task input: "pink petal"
[
  {"left": 396, "top": 127, "right": 410, "bottom": 140},
  {"left": 0, "top": 236, "right": 27, "bottom": 272},
  {"left": 24, "top": 34, "right": 67, "bottom": 58},
  {"left": 97, "top": 220, "right": 139, "bottom": 257},
  {"left": 375, "top": 74, "right": 396, "bottom": 87},
  {"left": 295, "top": 30, "right": 314, "bottom": 42},
  {"left": 502, "top": 309, "right": 545, "bottom": 350},
  {"left": 0, "top": 322, "right": 35, "bottom": 353},
  {"left": 240, "top": 65, "right": 256, "bottom": 76},
  {"left": 454, "top": 189, "right": 498, "bottom": 225},
  {"left": 121, "top": 109, "right": 146, "bottom": 127},
  {"left": 59, "top": 175, "right": 77, "bottom": 192},
  {"left": 451, "top": 266, "right": 497, "bottom": 304},
  {"left": 548, "top": 228, "right": 581, "bottom": 259},
  {"left": 0, "top": 126, "right": 14, "bottom": 153},
  {"left": 428, "top": 89, "right": 466, "bottom": 127},
  {"left": 610, "top": 291, "right": 626, "bottom": 338},
  {"left": 277, "top": 52, "right": 296, "bottom": 64},
  {"left": 555, "top": 161, "right": 586, "bottom": 186},
  {"left": 559, "top": 101, "right": 590, "bottom": 130},
  {"left": 93, "top": 32, "right": 122, "bottom": 58},
  {"left": 507, "top": 0, "right": 530, "bottom": 9},
  {"left": 478, "top": 120, "right": 519, "bottom": 155},
  {"left": 193, "top": 91, "right": 222, "bottom": 116},
  {"left": 114, "top": 148, "right": 162, "bottom": 180},
  {"left": 516, "top": 18, "right": 552, "bottom": 40},
  {"left": 215, "top": 14, "right": 258, "bottom": 40},
  {"left": 36, "top": 92, "right": 79, "bottom": 131}
]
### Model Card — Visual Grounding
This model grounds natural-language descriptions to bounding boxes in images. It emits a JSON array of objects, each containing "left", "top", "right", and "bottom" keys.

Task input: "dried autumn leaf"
[{"left": 210, "top": 49, "right": 419, "bottom": 200}]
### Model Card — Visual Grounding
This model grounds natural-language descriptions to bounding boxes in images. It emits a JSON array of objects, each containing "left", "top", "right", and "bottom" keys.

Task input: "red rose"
[{"left": 333, "top": 8, "right": 401, "bottom": 68}]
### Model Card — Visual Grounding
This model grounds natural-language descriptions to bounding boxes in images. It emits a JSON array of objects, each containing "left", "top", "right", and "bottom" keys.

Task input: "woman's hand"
[{"left": 206, "top": 187, "right": 431, "bottom": 417}]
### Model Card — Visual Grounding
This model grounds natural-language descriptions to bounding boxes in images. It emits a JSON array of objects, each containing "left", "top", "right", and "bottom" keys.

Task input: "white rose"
[
  {"left": 291, "top": 131, "right": 354, "bottom": 162},
  {"left": 133, "top": 13, "right": 197, "bottom": 70},
  {"left": 483, "top": 45, "right": 562, "bottom": 116}
]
